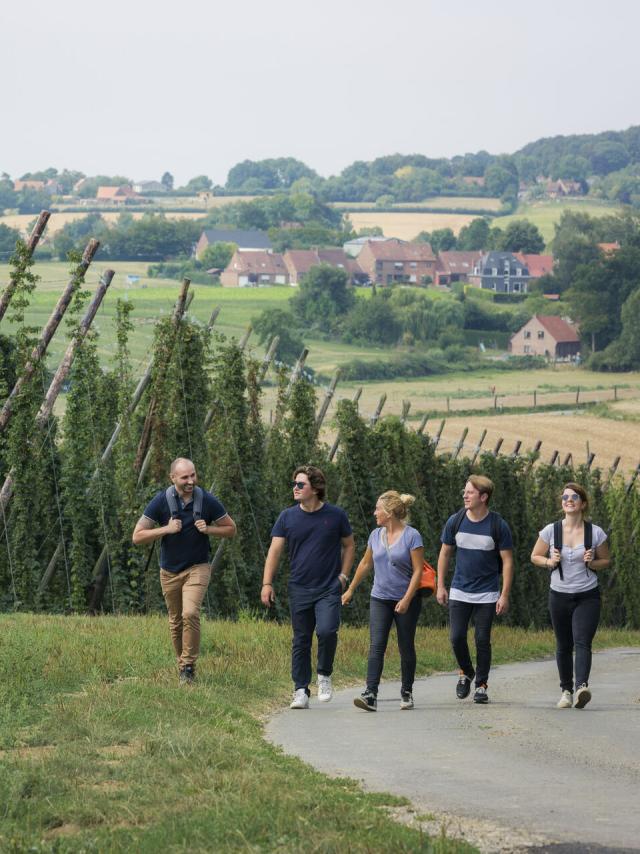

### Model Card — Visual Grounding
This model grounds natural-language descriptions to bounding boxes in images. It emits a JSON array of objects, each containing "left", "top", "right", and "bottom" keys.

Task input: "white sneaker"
[
  {"left": 557, "top": 690, "right": 573, "bottom": 709},
  {"left": 290, "top": 688, "right": 309, "bottom": 709},
  {"left": 400, "top": 692, "right": 414, "bottom": 710},
  {"left": 317, "top": 674, "right": 333, "bottom": 703},
  {"left": 575, "top": 684, "right": 592, "bottom": 709}
]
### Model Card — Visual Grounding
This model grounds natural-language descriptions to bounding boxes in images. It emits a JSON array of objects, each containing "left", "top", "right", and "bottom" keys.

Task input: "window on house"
[
  {"left": 492, "top": 267, "right": 498, "bottom": 276},
  {"left": 517, "top": 268, "right": 522, "bottom": 276},
  {"left": 410, "top": 261, "right": 417, "bottom": 268},
  {"left": 524, "top": 331, "right": 531, "bottom": 339},
  {"left": 538, "top": 331, "right": 544, "bottom": 339},
  {"left": 394, "top": 262, "right": 403, "bottom": 269},
  {"left": 524, "top": 345, "right": 530, "bottom": 354}
]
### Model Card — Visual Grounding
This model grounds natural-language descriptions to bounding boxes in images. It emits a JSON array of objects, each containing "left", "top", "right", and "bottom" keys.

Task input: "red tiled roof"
[
  {"left": 536, "top": 315, "right": 580, "bottom": 343},
  {"left": 597, "top": 242, "right": 620, "bottom": 255},
  {"left": 364, "top": 238, "right": 435, "bottom": 262},
  {"left": 437, "top": 251, "right": 482, "bottom": 274},
  {"left": 228, "top": 250, "right": 287, "bottom": 275},
  {"left": 515, "top": 253, "right": 554, "bottom": 278}
]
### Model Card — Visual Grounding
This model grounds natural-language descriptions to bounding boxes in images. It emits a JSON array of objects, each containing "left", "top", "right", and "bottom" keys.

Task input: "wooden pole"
[
  {"left": 562, "top": 452, "right": 573, "bottom": 467},
  {"left": 0, "top": 210, "right": 51, "bottom": 323},
  {"left": 492, "top": 437, "right": 504, "bottom": 457},
  {"left": 550, "top": 450, "right": 559, "bottom": 466},
  {"left": 315, "top": 369, "right": 340, "bottom": 434},
  {"left": 606, "top": 455, "right": 621, "bottom": 486},
  {"left": 0, "top": 239, "right": 100, "bottom": 433},
  {"left": 432, "top": 419, "right": 446, "bottom": 450},
  {"left": 510, "top": 440, "right": 522, "bottom": 458},
  {"left": 258, "top": 335, "right": 279, "bottom": 383},
  {"left": 470, "top": 428, "right": 487, "bottom": 465},
  {"left": 401, "top": 400, "right": 411, "bottom": 424},
  {"left": 451, "top": 427, "right": 468, "bottom": 461},
  {"left": 626, "top": 461, "right": 640, "bottom": 496},
  {"left": 417, "top": 413, "right": 429, "bottom": 435},
  {"left": 328, "top": 387, "right": 362, "bottom": 462},
  {"left": 586, "top": 451, "right": 596, "bottom": 470},
  {"left": 369, "top": 393, "right": 387, "bottom": 426}
]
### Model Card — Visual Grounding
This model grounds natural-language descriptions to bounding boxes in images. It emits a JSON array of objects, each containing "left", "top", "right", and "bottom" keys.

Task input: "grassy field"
[
  {"left": 493, "top": 199, "right": 624, "bottom": 244},
  {"left": 0, "top": 614, "right": 637, "bottom": 852},
  {"left": 333, "top": 197, "right": 503, "bottom": 212},
  {"left": 344, "top": 211, "right": 478, "bottom": 240}
]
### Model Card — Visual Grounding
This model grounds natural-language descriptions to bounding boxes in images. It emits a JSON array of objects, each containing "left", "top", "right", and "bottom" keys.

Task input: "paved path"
[{"left": 266, "top": 649, "right": 640, "bottom": 852}]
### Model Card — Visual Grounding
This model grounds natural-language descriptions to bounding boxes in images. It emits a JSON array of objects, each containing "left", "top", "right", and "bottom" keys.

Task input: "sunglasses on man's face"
[
  {"left": 291, "top": 481, "right": 308, "bottom": 490},
  {"left": 562, "top": 493, "right": 581, "bottom": 502}
]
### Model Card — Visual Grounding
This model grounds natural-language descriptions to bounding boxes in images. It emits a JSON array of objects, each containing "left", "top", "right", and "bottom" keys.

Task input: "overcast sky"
[{"left": 1, "top": 0, "right": 639, "bottom": 186}]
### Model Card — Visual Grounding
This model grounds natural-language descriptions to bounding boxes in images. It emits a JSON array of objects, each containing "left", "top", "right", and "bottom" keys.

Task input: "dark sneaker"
[
  {"left": 179, "top": 664, "right": 195, "bottom": 685},
  {"left": 473, "top": 684, "right": 489, "bottom": 704},
  {"left": 456, "top": 672, "right": 473, "bottom": 699},
  {"left": 575, "top": 683, "right": 592, "bottom": 709},
  {"left": 354, "top": 690, "right": 377, "bottom": 712},
  {"left": 400, "top": 691, "right": 414, "bottom": 710}
]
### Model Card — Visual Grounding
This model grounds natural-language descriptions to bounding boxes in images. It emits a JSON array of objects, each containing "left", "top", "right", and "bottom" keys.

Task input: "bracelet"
[
  {"left": 339, "top": 573, "right": 349, "bottom": 584},
  {"left": 262, "top": 582, "right": 273, "bottom": 587}
]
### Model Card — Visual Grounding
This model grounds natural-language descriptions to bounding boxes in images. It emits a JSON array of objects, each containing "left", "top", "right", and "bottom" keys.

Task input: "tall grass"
[{"left": 0, "top": 614, "right": 637, "bottom": 852}]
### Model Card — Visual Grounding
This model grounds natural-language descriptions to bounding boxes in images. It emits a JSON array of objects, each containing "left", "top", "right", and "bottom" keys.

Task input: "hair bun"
[{"left": 400, "top": 493, "right": 416, "bottom": 508}]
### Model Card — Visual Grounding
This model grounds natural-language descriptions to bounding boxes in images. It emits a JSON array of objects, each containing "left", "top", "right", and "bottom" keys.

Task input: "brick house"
[
  {"left": 435, "top": 251, "right": 482, "bottom": 286},
  {"left": 510, "top": 315, "right": 580, "bottom": 359},
  {"left": 283, "top": 248, "right": 366, "bottom": 285},
  {"left": 468, "top": 251, "right": 530, "bottom": 294},
  {"left": 356, "top": 239, "right": 436, "bottom": 286},
  {"left": 220, "top": 250, "right": 289, "bottom": 287},
  {"left": 514, "top": 253, "right": 554, "bottom": 282},
  {"left": 96, "top": 185, "right": 141, "bottom": 203},
  {"left": 194, "top": 228, "right": 271, "bottom": 260}
]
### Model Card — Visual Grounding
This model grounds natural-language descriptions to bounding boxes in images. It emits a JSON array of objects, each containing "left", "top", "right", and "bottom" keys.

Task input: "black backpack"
[
  {"left": 552, "top": 520, "right": 592, "bottom": 581},
  {"left": 451, "top": 507, "right": 504, "bottom": 572},
  {"left": 165, "top": 485, "right": 204, "bottom": 522}
]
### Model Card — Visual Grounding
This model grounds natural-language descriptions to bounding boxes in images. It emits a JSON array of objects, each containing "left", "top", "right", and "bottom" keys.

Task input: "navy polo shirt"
[
  {"left": 143, "top": 488, "right": 228, "bottom": 573},
  {"left": 271, "top": 502, "right": 352, "bottom": 589}
]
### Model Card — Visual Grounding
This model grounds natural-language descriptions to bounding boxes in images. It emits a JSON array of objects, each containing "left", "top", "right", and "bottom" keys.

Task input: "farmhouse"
[
  {"left": 510, "top": 315, "right": 580, "bottom": 360},
  {"left": 96, "top": 185, "right": 141, "bottom": 203},
  {"left": 468, "top": 251, "right": 530, "bottom": 294},
  {"left": 220, "top": 250, "right": 289, "bottom": 287},
  {"left": 194, "top": 228, "right": 272, "bottom": 260},
  {"left": 435, "top": 251, "right": 482, "bottom": 286},
  {"left": 357, "top": 238, "right": 436, "bottom": 285},
  {"left": 283, "top": 248, "right": 366, "bottom": 285}
]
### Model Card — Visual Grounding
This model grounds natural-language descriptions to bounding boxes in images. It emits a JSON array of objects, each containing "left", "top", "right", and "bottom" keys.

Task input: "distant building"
[
  {"left": 510, "top": 315, "right": 580, "bottom": 360},
  {"left": 514, "top": 253, "right": 554, "bottom": 282},
  {"left": 343, "top": 235, "right": 390, "bottom": 258},
  {"left": 194, "top": 228, "right": 271, "bottom": 260},
  {"left": 133, "top": 180, "right": 167, "bottom": 194},
  {"left": 357, "top": 238, "right": 437, "bottom": 286},
  {"left": 96, "top": 185, "right": 141, "bottom": 203},
  {"left": 220, "top": 250, "right": 289, "bottom": 287},
  {"left": 283, "top": 248, "right": 366, "bottom": 285},
  {"left": 468, "top": 251, "right": 530, "bottom": 294},
  {"left": 435, "top": 251, "right": 482, "bottom": 286}
]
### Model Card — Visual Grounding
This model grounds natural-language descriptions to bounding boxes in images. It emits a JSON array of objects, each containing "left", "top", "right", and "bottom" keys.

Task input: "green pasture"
[
  {"left": 0, "top": 614, "right": 637, "bottom": 852},
  {"left": 493, "top": 199, "right": 624, "bottom": 244}
]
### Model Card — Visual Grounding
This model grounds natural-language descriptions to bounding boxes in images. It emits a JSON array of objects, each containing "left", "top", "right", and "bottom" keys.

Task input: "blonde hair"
[
  {"left": 467, "top": 474, "right": 494, "bottom": 503},
  {"left": 378, "top": 490, "right": 415, "bottom": 520}
]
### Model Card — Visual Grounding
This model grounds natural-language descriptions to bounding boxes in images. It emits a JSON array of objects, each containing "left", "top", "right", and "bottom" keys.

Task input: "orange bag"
[{"left": 419, "top": 560, "right": 437, "bottom": 597}]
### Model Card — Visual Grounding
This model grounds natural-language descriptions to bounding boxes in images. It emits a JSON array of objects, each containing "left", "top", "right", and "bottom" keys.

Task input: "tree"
[
  {"left": 457, "top": 218, "right": 490, "bottom": 250},
  {"left": 415, "top": 228, "right": 456, "bottom": 253},
  {"left": 589, "top": 141, "right": 630, "bottom": 176},
  {"left": 290, "top": 264, "right": 355, "bottom": 330},
  {"left": 181, "top": 175, "right": 212, "bottom": 193},
  {"left": 161, "top": 172, "right": 174, "bottom": 191},
  {"left": 199, "top": 241, "right": 236, "bottom": 270},
  {"left": 484, "top": 164, "right": 518, "bottom": 198},
  {"left": 226, "top": 158, "right": 317, "bottom": 192},
  {"left": 0, "top": 223, "right": 20, "bottom": 256},
  {"left": 0, "top": 176, "right": 17, "bottom": 210},
  {"left": 343, "top": 295, "right": 401, "bottom": 345},
  {"left": 252, "top": 308, "right": 304, "bottom": 364},
  {"left": 494, "top": 220, "right": 545, "bottom": 253}
]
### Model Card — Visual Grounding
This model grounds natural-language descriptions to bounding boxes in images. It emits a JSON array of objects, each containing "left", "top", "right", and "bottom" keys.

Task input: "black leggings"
[
  {"left": 366, "top": 595, "right": 422, "bottom": 695},
  {"left": 548, "top": 587, "right": 601, "bottom": 691}
]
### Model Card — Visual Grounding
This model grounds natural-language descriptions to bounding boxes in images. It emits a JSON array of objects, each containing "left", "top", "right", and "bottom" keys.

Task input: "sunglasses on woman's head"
[
  {"left": 562, "top": 493, "right": 581, "bottom": 502},
  {"left": 291, "top": 481, "right": 307, "bottom": 490}
]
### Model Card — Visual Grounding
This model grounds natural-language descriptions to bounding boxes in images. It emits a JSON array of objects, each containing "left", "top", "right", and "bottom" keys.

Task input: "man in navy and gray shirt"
[
  {"left": 436, "top": 474, "right": 513, "bottom": 704},
  {"left": 133, "top": 458, "right": 236, "bottom": 683},
  {"left": 261, "top": 465, "right": 355, "bottom": 710}
]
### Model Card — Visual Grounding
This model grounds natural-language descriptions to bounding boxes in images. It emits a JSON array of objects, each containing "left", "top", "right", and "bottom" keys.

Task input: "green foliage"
[
  {"left": 290, "top": 264, "right": 355, "bottom": 331},
  {"left": 251, "top": 307, "right": 304, "bottom": 364},
  {"left": 226, "top": 157, "right": 318, "bottom": 192},
  {"left": 198, "top": 241, "right": 236, "bottom": 270},
  {"left": 0, "top": 223, "right": 20, "bottom": 258}
]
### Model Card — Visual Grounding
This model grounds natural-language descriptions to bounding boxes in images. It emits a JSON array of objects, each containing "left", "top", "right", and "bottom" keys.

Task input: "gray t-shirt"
[
  {"left": 539, "top": 522, "right": 607, "bottom": 594},
  {"left": 368, "top": 525, "right": 423, "bottom": 601}
]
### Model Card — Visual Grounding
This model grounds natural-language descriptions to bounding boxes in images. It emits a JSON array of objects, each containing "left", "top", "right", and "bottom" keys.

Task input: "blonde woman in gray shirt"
[{"left": 531, "top": 482, "right": 610, "bottom": 710}]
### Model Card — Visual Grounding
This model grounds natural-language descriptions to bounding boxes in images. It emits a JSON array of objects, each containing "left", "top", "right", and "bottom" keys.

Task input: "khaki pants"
[{"left": 160, "top": 563, "right": 211, "bottom": 667}]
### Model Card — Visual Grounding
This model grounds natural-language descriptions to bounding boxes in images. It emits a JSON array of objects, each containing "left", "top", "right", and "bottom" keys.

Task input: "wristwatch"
[{"left": 339, "top": 573, "right": 349, "bottom": 586}]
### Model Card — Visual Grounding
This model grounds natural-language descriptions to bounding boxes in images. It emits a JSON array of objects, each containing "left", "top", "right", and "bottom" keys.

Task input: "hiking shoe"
[
  {"left": 557, "top": 690, "right": 573, "bottom": 709},
  {"left": 317, "top": 674, "right": 333, "bottom": 703},
  {"left": 354, "top": 690, "right": 377, "bottom": 712},
  {"left": 290, "top": 688, "right": 309, "bottom": 709},
  {"left": 473, "top": 684, "right": 489, "bottom": 704},
  {"left": 575, "top": 683, "right": 592, "bottom": 709},
  {"left": 456, "top": 672, "right": 473, "bottom": 699},
  {"left": 179, "top": 664, "right": 195, "bottom": 685},
  {"left": 400, "top": 691, "right": 414, "bottom": 710}
]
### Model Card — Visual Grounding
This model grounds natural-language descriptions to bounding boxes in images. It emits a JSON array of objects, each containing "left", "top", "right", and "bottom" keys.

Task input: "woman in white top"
[
  {"left": 531, "top": 482, "right": 610, "bottom": 710},
  {"left": 342, "top": 491, "right": 424, "bottom": 712}
]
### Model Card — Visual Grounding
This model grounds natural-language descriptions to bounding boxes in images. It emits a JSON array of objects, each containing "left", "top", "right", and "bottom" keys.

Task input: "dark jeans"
[
  {"left": 366, "top": 595, "right": 422, "bottom": 695},
  {"left": 548, "top": 587, "right": 601, "bottom": 691},
  {"left": 289, "top": 580, "right": 342, "bottom": 690},
  {"left": 449, "top": 599, "right": 496, "bottom": 687}
]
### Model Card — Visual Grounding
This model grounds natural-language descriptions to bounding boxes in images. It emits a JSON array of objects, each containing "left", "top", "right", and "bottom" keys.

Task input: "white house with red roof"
[{"left": 510, "top": 315, "right": 581, "bottom": 360}]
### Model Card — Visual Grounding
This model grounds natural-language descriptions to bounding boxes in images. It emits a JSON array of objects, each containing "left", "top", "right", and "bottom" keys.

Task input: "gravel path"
[{"left": 266, "top": 648, "right": 640, "bottom": 852}]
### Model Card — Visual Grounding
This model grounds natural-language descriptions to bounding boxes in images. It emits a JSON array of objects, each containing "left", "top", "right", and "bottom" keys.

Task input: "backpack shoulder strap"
[
  {"left": 584, "top": 520, "right": 593, "bottom": 551},
  {"left": 553, "top": 519, "right": 564, "bottom": 580},
  {"left": 165, "top": 487, "right": 179, "bottom": 518},
  {"left": 489, "top": 510, "right": 500, "bottom": 547},
  {"left": 452, "top": 507, "right": 466, "bottom": 540},
  {"left": 193, "top": 486, "right": 204, "bottom": 520}
]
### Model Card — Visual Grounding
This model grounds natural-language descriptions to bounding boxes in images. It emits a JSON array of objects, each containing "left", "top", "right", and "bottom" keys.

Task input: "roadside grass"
[{"left": 0, "top": 614, "right": 637, "bottom": 853}]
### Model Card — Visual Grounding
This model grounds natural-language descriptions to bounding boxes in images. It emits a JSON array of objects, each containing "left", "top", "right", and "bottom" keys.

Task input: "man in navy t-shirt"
[
  {"left": 133, "top": 458, "right": 236, "bottom": 683},
  {"left": 436, "top": 474, "right": 513, "bottom": 704},
  {"left": 261, "top": 465, "right": 355, "bottom": 709}
]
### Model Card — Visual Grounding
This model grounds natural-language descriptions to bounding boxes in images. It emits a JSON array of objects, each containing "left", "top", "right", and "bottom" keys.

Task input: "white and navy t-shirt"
[
  {"left": 441, "top": 511, "right": 513, "bottom": 604},
  {"left": 539, "top": 522, "right": 606, "bottom": 594}
]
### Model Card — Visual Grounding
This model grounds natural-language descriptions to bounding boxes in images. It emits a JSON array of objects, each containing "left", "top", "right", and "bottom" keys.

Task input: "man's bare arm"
[{"left": 132, "top": 515, "right": 181, "bottom": 546}]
